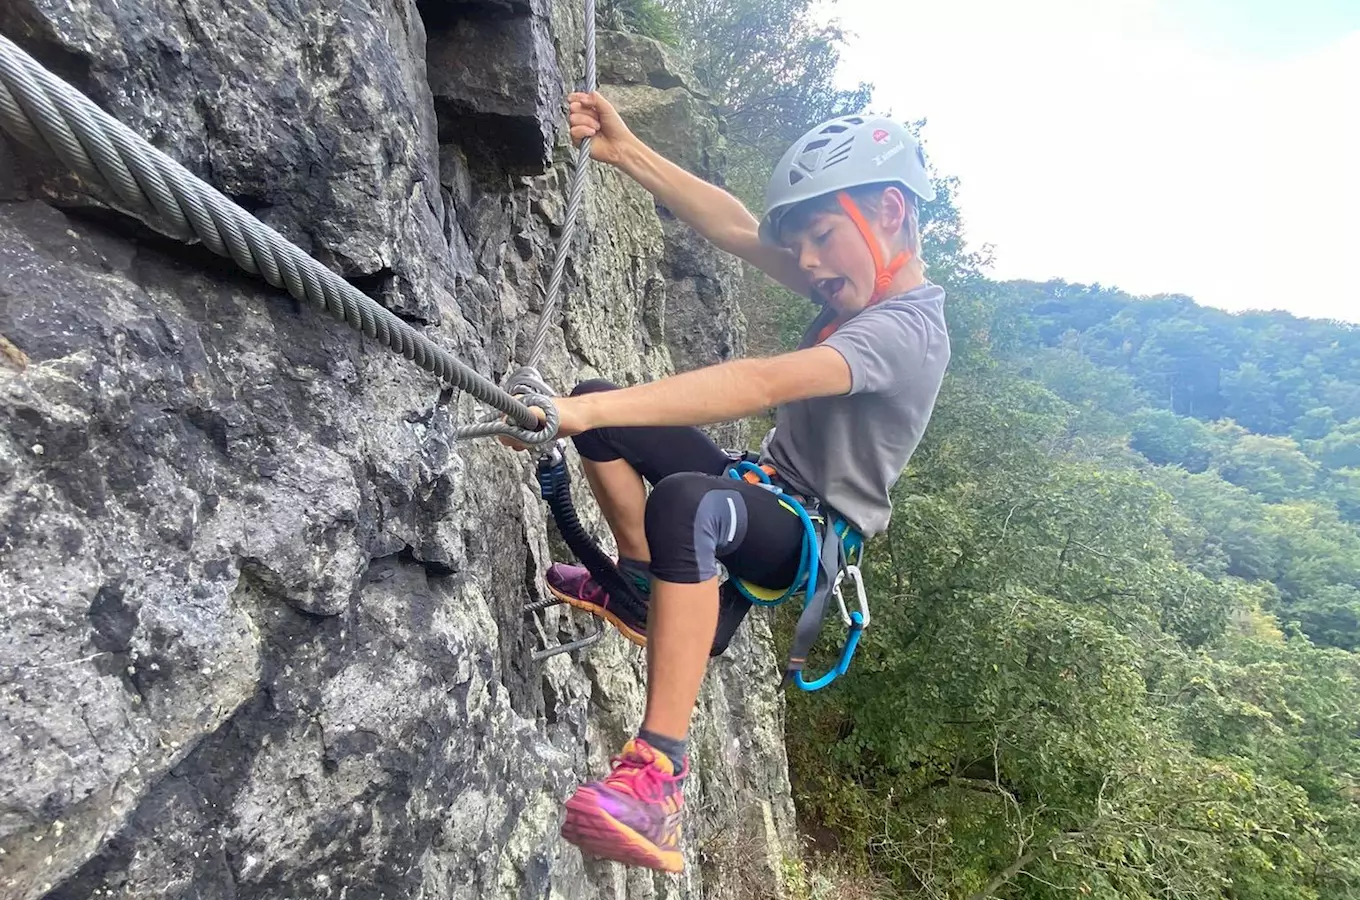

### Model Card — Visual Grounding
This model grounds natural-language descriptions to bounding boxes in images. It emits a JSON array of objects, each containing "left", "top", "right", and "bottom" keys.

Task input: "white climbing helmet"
[{"left": 758, "top": 115, "right": 935, "bottom": 244}]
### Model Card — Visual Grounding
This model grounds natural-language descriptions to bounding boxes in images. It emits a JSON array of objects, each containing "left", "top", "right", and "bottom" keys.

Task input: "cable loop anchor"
[{"left": 503, "top": 391, "right": 561, "bottom": 446}]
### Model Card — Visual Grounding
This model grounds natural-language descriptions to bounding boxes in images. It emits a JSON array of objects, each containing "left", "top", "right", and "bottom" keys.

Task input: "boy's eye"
[{"left": 814, "top": 229, "right": 833, "bottom": 245}]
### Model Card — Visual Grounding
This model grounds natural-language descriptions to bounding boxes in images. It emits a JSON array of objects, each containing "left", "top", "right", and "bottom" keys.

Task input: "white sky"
[{"left": 829, "top": 0, "right": 1360, "bottom": 323}]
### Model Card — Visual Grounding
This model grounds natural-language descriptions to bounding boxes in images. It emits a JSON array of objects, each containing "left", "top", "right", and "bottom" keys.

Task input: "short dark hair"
[{"left": 775, "top": 182, "right": 921, "bottom": 258}]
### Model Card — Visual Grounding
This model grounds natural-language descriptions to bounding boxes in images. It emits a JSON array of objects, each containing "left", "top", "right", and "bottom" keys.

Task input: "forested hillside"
[
  {"left": 790, "top": 262, "right": 1360, "bottom": 898},
  {"left": 1002, "top": 281, "right": 1360, "bottom": 654},
  {"left": 1017, "top": 281, "right": 1360, "bottom": 433},
  {"left": 618, "top": 0, "right": 1360, "bottom": 895}
]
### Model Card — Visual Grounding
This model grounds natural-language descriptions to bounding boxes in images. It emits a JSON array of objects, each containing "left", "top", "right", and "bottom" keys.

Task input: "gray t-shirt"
[{"left": 761, "top": 282, "right": 950, "bottom": 537}]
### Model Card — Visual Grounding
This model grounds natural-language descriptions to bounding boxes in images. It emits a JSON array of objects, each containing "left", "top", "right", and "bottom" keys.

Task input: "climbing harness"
[{"left": 724, "top": 459, "right": 870, "bottom": 691}]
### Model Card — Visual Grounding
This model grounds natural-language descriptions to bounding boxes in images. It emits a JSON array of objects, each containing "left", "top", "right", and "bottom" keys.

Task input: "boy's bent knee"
[{"left": 645, "top": 474, "right": 748, "bottom": 584}]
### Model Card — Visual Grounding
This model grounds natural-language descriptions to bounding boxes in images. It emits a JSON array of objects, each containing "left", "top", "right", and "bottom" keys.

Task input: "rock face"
[{"left": 0, "top": 3, "right": 794, "bottom": 899}]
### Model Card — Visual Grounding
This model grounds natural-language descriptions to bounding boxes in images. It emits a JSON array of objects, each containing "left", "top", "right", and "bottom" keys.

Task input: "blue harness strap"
[{"left": 724, "top": 460, "right": 869, "bottom": 691}]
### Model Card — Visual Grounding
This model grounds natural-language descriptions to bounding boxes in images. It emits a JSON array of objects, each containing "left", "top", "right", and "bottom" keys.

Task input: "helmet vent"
[
  {"left": 796, "top": 148, "right": 823, "bottom": 172},
  {"left": 843, "top": 116, "right": 864, "bottom": 125},
  {"left": 823, "top": 137, "right": 854, "bottom": 167},
  {"left": 788, "top": 169, "right": 806, "bottom": 185},
  {"left": 800, "top": 137, "right": 832, "bottom": 152}
]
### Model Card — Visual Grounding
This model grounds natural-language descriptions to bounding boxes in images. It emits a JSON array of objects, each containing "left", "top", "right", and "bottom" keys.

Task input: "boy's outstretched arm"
[
  {"left": 569, "top": 91, "right": 812, "bottom": 297},
  {"left": 502, "top": 346, "right": 852, "bottom": 448},
  {"left": 568, "top": 347, "right": 851, "bottom": 432}
]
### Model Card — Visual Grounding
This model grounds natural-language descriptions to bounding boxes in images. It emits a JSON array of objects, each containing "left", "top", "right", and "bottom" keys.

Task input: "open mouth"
[{"left": 816, "top": 277, "right": 848, "bottom": 303}]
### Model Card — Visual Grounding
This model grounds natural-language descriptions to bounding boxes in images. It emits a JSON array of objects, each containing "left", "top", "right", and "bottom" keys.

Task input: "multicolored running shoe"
[
  {"left": 560, "top": 738, "right": 687, "bottom": 872},
  {"left": 545, "top": 562, "right": 649, "bottom": 646}
]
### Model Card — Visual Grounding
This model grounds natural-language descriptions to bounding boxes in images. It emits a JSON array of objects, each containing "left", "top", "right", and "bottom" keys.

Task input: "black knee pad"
[{"left": 645, "top": 473, "right": 748, "bottom": 584}]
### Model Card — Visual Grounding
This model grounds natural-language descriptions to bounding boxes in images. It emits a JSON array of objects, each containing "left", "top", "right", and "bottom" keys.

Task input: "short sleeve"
[{"left": 821, "top": 300, "right": 932, "bottom": 396}]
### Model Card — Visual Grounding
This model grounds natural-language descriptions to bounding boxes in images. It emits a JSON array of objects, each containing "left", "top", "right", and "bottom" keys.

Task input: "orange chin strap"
[{"left": 815, "top": 191, "right": 914, "bottom": 344}]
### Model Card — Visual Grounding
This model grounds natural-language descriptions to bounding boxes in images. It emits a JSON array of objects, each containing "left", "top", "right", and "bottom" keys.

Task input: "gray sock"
[
  {"left": 617, "top": 556, "right": 652, "bottom": 595},
  {"left": 637, "top": 729, "right": 688, "bottom": 769}
]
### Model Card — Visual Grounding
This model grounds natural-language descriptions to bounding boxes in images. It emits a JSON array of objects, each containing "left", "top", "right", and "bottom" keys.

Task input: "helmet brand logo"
[
  {"left": 872, "top": 128, "right": 890, "bottom": 143},
  {"left": 873, "top": 142, "right": 905, "bottom": 165}
]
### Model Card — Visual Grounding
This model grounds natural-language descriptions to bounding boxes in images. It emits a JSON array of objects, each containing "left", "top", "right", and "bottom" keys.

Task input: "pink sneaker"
[
  {"left": 545, "top": 563, "right": 649, "bottom": 646},
  {"left": 560, "top": 738, "right": 687, "bottom": 872}
]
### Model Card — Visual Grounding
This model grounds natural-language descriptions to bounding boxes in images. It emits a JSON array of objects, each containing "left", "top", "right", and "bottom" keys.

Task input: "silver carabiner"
[{"left": 832, "top": 564, "right": 870, "bottom": 629}]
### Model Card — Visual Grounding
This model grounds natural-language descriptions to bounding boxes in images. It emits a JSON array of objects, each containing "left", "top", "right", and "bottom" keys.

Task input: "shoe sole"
[
  {"left": 546, "top": 583, "right": 649, "bottom": 647},
  {"left": 561, "top": 790, "right": 684, "bottom": 873}
]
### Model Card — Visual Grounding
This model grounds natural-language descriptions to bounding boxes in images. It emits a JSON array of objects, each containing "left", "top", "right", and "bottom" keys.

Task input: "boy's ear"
[{"left": 879, "top": 187, "right": 908, "bottom": 235}]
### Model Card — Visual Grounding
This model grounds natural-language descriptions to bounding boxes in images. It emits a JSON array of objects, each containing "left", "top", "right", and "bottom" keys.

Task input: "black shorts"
[{"left": 570, "top": 380, "right": 804, "bottom": 589}]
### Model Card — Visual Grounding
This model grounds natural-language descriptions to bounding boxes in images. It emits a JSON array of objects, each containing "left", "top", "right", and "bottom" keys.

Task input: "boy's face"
[
  {"left": 781, "top": 209, "right": 879, "bottom": 314},
  {"left": 779, "top": 188, "right": 906, "bottom": 314}
]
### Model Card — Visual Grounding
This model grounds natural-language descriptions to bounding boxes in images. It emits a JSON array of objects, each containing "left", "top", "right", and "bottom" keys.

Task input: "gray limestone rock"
[
  {"left": 0, "top": 3, "right": 797, "bottom": 899},
  {"left": 595, "top": 31, "right": 700, "bottom": 93},
  {"left": 427, "top": 0, "right": 563, "bottom": 175}
]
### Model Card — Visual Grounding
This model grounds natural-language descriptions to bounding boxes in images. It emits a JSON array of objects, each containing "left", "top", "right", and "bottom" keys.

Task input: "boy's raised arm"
[{"left": 570, "top": 91, "right": 812, "bottom": 297}]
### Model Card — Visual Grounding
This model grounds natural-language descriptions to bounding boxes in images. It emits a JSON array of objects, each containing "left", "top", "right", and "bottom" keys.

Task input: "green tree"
[
  {"left": 1024, "top": 345, "right": 1145, "bottom": 413},
  {"left": 785, "top": 367, "right": 1356, "bottom": 897},
  {"left": 1210, "top": 426, "right": 1320, "bottom": 503},
  {"left": 1293, "top": 405, "right": 1339, "bottom": 441},
  {"left": 1168, "top": 633, "right": 1360, "bottom": 895},
  {"left": 1309, "top": 418, "right": 1360, "bottom": 470},
  {"left": 1130, "top": 408, "right": 1219, "bottom": 472},
  {"left": 1286, "top": 585, "right": 1360, "bottom": 653},
  {"left": 599, "top": 0, "right": 680, "bottom": 43},
  {"left": 1015, "top": 278, "right": 1360, "bottom": 439},
  {"left": 1132, "top": 317, "right": 1234, "bottom": 419},
  {"left": 658, "top": 0, "right": 872, "bottom": 152},
  {"left": 1327, "top": 467, "right": 1360, "bottom": 523},
  {"left": 1258, "top": 500, "right": 1360, "bottom": 608}
]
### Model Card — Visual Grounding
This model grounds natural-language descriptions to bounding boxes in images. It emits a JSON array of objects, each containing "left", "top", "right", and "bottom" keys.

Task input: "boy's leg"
[
  {"left": 641, "top": 577, "right": 720, "bottom": 738},
  {"left": 568, "top": 380, "right": 731, "bottom": 540},
  {"left": 580, "top": 458, "right": 649, "bottom": 562},
  {"left": 561, "top": 474, "right": 803, "bottom": 872},
  {"left": 546, "top": 380, "right": 732, "bottom": 636},
  {"left": 636, "top": 472, "right": 803, "bottom": 740}
]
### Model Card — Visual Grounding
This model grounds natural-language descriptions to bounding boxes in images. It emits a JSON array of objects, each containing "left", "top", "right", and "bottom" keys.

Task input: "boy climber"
[{"left": 509, "top": 91, "right": 951, "bottom": 872}]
